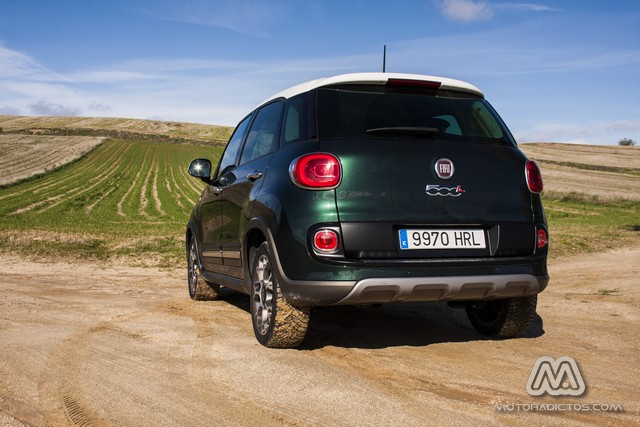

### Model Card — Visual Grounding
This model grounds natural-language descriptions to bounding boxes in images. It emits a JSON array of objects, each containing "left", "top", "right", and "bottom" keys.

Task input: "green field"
[
  {"left": 0, "top": 138, "right": 223, "bottom": 265},
  {"left": 542, "top": 192, "right": 639, "bottom": 258}
]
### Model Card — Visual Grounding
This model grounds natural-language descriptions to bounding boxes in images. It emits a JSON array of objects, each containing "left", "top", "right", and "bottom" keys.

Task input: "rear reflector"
[
  {"left": 526, "top": 161, "right": 544, "bottom": 194},
  {"left": 386, "top": 78, "right": 442, "bottom": 90},
  {"left": 290, "top": 153, "right": 341, "bottom": 189},
  {"left": 314, "top": 229, "right": 340, "bottom": 253}
]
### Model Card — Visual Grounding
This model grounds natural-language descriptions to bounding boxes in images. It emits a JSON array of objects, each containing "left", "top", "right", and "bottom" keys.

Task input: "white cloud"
[
  {"left": 0, "top": 43, "right": 47, "bottom": 78},
  {"left": 121, "top": 57, "right": 254, "bottom": 73},
  {"left": 0, "top": 49, "right": 27, "bottom": 73},
  {"left": 388, "top": 29, "right": 640, "bottom": 78},
  {"left": 140, "top": 0, "right": 293, "bottom": 37},
  {"left": 494, "top": 3, "right": 557, "bottom": 13},
  {"left": 434, "top": 0, "right": 555, "bottom": 23},
  {"left": 4, "top": 81, "right": 80, "bottom": 100},
  {"left": 65, "top": 70, "right": 162, "bottom": 84},
  {"left": 434, "top": 0, "right": 494, "bottom": 23}
]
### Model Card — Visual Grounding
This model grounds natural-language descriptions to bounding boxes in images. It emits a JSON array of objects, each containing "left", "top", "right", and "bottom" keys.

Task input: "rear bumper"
[
  {"left": 277, "top": 262, "right": 548, "bottom": 307},
  {"left": 334, "top": 273, "right": 547, "bottom": 305}
]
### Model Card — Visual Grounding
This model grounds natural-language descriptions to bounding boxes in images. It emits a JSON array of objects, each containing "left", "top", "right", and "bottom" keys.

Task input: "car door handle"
[{"left": 246, "top": 170, "right": 263, "bottom": 181}]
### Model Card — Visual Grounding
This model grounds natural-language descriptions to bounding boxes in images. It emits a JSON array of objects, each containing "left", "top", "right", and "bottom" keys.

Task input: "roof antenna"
[{"left": 383, "top": 45, "right": 387, "bottom": 73}]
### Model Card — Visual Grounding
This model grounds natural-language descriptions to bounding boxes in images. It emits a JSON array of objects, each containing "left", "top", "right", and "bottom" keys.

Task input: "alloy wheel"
[{"left": 252, "top": 254, "right": 274, "bottom": 335}]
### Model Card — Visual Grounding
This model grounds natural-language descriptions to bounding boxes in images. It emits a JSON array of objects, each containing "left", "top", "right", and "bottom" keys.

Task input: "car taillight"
[
  {"left": 290, "top": 153, "right": 341, "bottom": 189},
  {"left": 313, "top": 229, "right": 339, "bottom": 253},
  {"left": 537, "top": 229, "right": 548, "bottom": 249},
  {"left": 526, "top": 161, "right": 544, "bottom": 194}
]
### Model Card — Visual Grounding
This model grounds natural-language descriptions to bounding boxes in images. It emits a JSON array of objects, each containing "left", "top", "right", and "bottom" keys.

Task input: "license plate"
[{"left": 399, "top": 229, "right": 486, "bottom": 250}]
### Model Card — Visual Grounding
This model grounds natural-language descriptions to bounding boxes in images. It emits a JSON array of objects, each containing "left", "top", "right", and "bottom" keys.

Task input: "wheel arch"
[
  {"left": 185, "top": 222, "right": 203, "bottom": 271},
  {"left": 185, "top": 226, "right": 194, "bottom": 260},
  {"left": 242, "top": 218, "right": 272, "bottom": 283}
]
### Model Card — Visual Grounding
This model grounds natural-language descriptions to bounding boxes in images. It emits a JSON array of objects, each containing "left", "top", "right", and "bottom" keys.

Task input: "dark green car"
[{"left": 186, "top": 73, "right": 549, "bottom": 348}]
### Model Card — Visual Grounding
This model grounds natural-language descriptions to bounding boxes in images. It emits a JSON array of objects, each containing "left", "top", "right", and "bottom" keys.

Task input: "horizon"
[{"left": 1, "top": 0, "right": 639, "bottom": 145}]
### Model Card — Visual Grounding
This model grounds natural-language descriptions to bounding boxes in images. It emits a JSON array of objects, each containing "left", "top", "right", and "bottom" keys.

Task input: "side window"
[
  {"left": 216, "top": 114, "right": 252, "bottom": 178},
  {"left": 283, "top": 94, "right": 307, "bottom": 144},
  {"left": 240, "top": 101, "right": 284, "bottom": 165}
]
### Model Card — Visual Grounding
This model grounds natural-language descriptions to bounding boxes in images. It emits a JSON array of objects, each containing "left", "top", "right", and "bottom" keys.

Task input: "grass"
[
  {"left": 542, "top": 192, "right": 640, "bottom": 258},
  {"left": 0, "top": 138, "right": 223, "bottom": 267}
]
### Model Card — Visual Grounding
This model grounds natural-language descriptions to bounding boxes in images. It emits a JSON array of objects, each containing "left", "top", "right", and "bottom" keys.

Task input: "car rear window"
[{"left": 316, "top": 85, "right": 514, "bottom": 145}]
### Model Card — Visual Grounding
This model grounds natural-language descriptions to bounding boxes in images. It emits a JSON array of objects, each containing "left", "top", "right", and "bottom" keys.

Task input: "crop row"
[{"left": 0, "top": 139, "right": 223, "bottom": 240}]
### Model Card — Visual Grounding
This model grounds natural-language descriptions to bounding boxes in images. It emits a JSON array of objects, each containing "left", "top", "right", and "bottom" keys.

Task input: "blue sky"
[{"left": 1, "top": 0, "right": 638, "bottom": 145}]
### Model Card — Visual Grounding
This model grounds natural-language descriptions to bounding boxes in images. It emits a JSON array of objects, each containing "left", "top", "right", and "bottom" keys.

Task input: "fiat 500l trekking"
[{"left": 186, "top": 72, "right": 549, "bottom": 348}]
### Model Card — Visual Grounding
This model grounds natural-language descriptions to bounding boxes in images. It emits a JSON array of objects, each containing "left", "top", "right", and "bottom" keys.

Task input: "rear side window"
[
  {"left": 282, "top": 93, "right": 315, "bottom": 144},
  {"left": 283, "top": 94, "right": 306, "bottom": 143},
  {"left": 240, "top": 101, "right": 284, "bottom": 165},
  {"left": 316, "top": 86, "right": 512, "bottom": 144}
]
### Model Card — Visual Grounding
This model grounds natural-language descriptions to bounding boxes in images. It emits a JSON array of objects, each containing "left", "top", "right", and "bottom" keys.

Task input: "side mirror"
[{"left": 188, "top": 159, "right": 212, "bottom": 184}]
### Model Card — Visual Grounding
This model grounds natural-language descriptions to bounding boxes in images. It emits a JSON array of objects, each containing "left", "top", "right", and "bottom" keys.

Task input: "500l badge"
[{"left": 425, "top": 184, "right": 466, "bottom": 197}]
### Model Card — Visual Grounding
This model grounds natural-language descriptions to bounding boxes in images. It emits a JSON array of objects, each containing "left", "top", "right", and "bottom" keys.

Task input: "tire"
[
  {"left": 465, "top": 295, "right": 537, "bottom": 338},
  {"left": 187, "top": 236, "right": 220, "bottom": 301},
  {"left": 250, "top": 242, "right": 310, "bottom": 348}
]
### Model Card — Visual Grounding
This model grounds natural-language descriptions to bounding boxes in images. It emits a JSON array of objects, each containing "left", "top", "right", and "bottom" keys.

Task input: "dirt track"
[{"left": 1, "top": 248, "right": 639, "bottom": 426}]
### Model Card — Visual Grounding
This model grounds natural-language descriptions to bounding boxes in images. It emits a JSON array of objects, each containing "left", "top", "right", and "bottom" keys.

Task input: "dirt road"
[{"left": 1, "top": 248, "right": 639, "bottom": 426}]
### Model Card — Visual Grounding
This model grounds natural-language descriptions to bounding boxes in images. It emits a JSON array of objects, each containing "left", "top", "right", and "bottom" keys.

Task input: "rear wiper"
[{"left": 366, "top": 127, "right": 440, "bottom": 138}]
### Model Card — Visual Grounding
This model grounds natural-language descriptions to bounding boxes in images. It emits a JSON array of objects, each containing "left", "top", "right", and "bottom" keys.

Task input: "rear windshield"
[{"left": 316, "top": 85, "right": 514, "bottom": 145}]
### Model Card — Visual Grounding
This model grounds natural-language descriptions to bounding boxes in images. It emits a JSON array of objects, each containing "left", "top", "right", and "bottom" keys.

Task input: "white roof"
[{"left": 260, "top": 72, "right": 483, "bottom": 106}]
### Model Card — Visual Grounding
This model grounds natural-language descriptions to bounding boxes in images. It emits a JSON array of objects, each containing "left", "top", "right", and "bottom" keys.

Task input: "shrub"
[{"left": 618, "top": 138, "right": 636, "bottom": 146}]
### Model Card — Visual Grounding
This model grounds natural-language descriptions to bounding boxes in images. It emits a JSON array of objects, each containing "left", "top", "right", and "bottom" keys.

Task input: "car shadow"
[
  {"left": 300, "top": 303, "right": 545, "bottom": 350},
  {"left": 217, "top": 288, "right": 250, "bottom": 311},
  {"left": 221, "top": 290, "right": 545, "bottom": 350}
]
